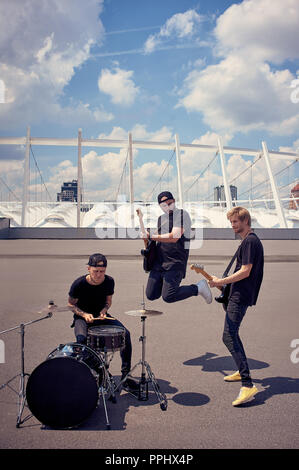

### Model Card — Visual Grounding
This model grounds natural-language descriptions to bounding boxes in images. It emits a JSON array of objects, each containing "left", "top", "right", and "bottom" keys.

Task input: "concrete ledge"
[{"left": 4, "top": 226, "right": 299, "bottom": 240}]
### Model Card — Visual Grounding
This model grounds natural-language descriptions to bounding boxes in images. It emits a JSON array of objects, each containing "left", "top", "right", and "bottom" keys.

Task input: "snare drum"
[
  {"left": 26, "top": 343, "right": 104, "bottom": 429},
  {"left": 87, "top": 325, "right": 125, "bottom": 353}
]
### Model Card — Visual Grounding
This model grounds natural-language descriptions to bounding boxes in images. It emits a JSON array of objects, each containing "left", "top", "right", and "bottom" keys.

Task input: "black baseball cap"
[
  {"left": 87, "top": 253, "right": 107, "bottom": 267},
  {"left": 157, "top": 191, "right": 174, "bottom": 204}
]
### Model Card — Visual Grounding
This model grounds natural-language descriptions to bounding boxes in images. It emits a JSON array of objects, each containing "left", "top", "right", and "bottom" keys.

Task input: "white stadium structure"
[{"left": 0, "top": 128, "right": 298, "bottom": 231}]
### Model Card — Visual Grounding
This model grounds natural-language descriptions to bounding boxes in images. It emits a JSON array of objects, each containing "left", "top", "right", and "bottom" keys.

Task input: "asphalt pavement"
[{"left": 0, "top": 239, "right": 298, "bottom": 452}]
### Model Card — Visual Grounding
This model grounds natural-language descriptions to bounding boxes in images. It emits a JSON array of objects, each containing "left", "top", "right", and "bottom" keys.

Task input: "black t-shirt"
[
  {"left": 229, "top": 233, "right": 264, "bottom": 306},
  {"left": 154, "top": 208, "right": 191, "bottom": 276},
  {"left": 68, "top": 274, "right": 115, "bottom": 317}
]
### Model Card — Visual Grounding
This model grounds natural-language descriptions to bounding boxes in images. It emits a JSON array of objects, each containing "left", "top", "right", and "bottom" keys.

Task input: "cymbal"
[
  {"left": 125, "top": 309, "right": 163, "bottom": 317},
  {"left": 37, "top": 305, "right": 71, "bottom": 314}
]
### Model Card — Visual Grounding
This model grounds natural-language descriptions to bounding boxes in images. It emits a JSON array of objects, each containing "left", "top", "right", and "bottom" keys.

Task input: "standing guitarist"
[
  {"left": 208, "top": 207, "right": 264, "bottom": 406},
  {"left": 140, "top": 191, "right": 212, "bottom": 305}
]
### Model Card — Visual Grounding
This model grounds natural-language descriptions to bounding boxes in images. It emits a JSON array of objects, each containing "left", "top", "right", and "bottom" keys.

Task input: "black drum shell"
[
  {"left": 87, "top": 325, "right": 125, "bottom": 353},
  {"left": 26, "top": 343, "right": 102, "bottom": 429}
]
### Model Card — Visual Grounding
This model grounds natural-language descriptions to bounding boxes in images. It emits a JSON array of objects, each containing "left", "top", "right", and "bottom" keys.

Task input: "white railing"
[{"left": 1, "top": 198, "right": 298, "bottom": 229}]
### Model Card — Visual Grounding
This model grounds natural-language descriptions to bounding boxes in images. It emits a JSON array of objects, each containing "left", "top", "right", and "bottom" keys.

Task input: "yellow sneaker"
[
  {"left": 232, "top": 386, "right": 258, "bottom": 406},
  {"left": 224, "top": 371, "right": 242, "bottom": 382}
]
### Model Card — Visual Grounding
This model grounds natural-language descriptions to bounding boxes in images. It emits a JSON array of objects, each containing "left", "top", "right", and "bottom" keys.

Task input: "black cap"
[
  {"left": 157, "top": 191, "right": 174, "bottom": 204},
  {"left": 87, "top": 253, "right": 107, "bottom": 267}
]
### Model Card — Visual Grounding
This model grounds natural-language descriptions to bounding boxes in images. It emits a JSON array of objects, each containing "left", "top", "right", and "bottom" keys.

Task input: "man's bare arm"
[
  {"left": 99, "top": 295, "right": 113, "bottom": 318},
  {"left": 208, "top": 264, "right": 253, "bottom": 288},
  {"left": 151, "top": 227, "right": 184, "bottom": 243},
  {"left": 68, "top": 296, "right": 94, "bottom": 323}
]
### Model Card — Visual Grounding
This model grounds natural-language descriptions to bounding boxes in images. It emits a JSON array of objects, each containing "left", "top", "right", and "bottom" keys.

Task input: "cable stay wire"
[
  {"left": 115, "top": 146, "right": 129, "bottom": 201},
  {"left": 272, "top": 158, "right": 298, "bottom": 179},
  {"left": 278, "top": 177, "right": 299, "bottom": 192},
  {"left": 184, "top": 150, "right": 218, "bottom": 196},
  {"left": 145, "top": 148, "right": 176, "bottom": 202},
  {"left": 239, "top": 158, "right": 298, "bottom": 199},
  {"left": 0, "top": 175, "right": 21, "bottom": 201},
  {"left": 30, "top": 145, "right": 53, "bottom": 202},
  {"left": 228, "top": 153, "right": 262, "bottom": 186}
]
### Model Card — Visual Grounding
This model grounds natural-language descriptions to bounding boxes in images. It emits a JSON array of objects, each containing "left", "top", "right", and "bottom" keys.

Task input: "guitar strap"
[{"left": 223, "top": 247, "right": 239, "bottom": 278}]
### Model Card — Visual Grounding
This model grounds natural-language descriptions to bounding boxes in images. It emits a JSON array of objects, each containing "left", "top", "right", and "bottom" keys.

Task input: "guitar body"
[
  {"left": 214, "top": 284, "right": 231, "bottom": 310},
  {"left": 190, "top": 263, "right": 230, "bottom": 311},
  {"left": 141, "top": 239, "right": 157, "bottom": 272}
]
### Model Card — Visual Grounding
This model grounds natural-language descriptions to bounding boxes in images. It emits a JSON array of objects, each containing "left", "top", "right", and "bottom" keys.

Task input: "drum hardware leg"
[
  {"left": 0, "top": 311, "right": 53, "bottom": 427},
  {"left": 138, "top": 373, "right": 149, "bottom": 401},
  {"left": 144, "top": 361, "right": 168, "bottom": 411},
  {"left": 99, "top": 385, "right": 111, "bottom": 430},
  {"left": 115, "top": 315, "right": 168, "bottom": 411},
  {"left": 107, "top": 372, "right": 117, "bottom": 403}
]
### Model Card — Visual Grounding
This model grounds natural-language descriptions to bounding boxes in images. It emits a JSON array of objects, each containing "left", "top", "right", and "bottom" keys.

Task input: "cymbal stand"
[
  {"left": 0, "top": 304, "right": 54, "bottom": 427},
  {"left": 117, "top": 290, "right": 168, "bottom": 411}
]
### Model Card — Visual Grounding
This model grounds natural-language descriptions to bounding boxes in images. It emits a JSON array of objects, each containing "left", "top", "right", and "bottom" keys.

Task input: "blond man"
[{"left": 209, "top": 207, "right": 264, "bottom": 406}]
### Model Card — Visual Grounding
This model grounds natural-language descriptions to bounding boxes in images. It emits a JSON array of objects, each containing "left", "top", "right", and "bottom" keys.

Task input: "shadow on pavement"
[
  {"left": 183, "top": 352, "right": 269, "bottom": 376},
  {"left": 183, "top": 352, "right": 299, "bottom": 407},
  {"left": 42, "top": 377, "right": 178, "bottom": 432},
  {"left": 172, "top": 392, "right": 210, "bottom": 407},
  {"left": 241, "top": 376, "right": 299, "bottom": 408}
]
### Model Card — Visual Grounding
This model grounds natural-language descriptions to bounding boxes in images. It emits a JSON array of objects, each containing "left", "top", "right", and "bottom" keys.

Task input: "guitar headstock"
[{"left": 190, "top": 263, "right": 205, "bottom": 275}]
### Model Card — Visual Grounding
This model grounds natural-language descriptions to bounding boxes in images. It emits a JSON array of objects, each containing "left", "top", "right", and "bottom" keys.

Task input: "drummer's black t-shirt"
[{"left": 68, "top": 274, "right": 115, "bottom": 317}]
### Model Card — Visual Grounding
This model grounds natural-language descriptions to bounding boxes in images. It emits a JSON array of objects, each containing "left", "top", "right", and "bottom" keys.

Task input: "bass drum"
[{"left": 26, "top": 343, "right": 103, "bottom": 429}]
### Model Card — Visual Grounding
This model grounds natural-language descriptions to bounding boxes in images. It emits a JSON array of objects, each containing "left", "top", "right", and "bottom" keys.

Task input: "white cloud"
[
  {"left": 0, "top": 0, "right": 108, "bottom": 129},
  {"left": 0, "top": 0, "right": 104, "bottom": 68},
  {"left": 0, "top": 159, "right": 24, "bottom": 198},
  {"left": 177, "top": 0, "right": 299, "bottom": 137},
  {"left": 98, "top": 124, "right": 173, "bottom": 142},
  {"left": 144, "top": 9, "right": 201, "bottom": 53},
  {"left": 92, "top": 106, "right": 114, "bottom": 122},
  {"left": 181, "top": 131, "right": 232, "bottom": 176},
  {"left": 215, "top": 0, "right": 299, "bottom": 64},
  {"left": 178, "top": 54, "right": 299, "bottom": 135},
  {"left": 279, "top": 139, "right": 299, "bottom": 154},
  {"left": 98, "top": 67, "right": 139, "bottom": 106}
]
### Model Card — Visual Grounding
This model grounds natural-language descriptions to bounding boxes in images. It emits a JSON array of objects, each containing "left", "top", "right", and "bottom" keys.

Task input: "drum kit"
[{"left": 0, "top": 296, "right": 168, "bottom": 430}]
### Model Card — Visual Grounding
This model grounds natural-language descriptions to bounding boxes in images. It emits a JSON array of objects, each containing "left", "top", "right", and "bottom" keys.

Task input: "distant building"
[
  {"left": 214, "top": 185, "right": 237, "bottom": 207},
  {"left": 57, "top": 180, "right": 78, "bottom": 202},
  {"left": 289, "top": 183, "right": 299, "bottom": 210}
]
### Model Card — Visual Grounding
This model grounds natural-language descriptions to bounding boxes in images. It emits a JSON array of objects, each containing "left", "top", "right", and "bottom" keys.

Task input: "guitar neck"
[
  {"left": 190, "top": 265, "right": 222, "bottom": 291},
  {"left": 137, "top": 211, "right": 148, "bottom": 248}
]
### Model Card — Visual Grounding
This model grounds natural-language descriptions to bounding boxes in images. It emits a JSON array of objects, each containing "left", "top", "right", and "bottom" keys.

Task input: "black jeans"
[
  {"left": 73, "top": 315, "right": 132, "bottom": 375},
  {"left": 222, "top": 300, "right": 252, "bottom": 387},
  {"left": 146, "top": 268, "right": 198, "bottom": 303}
]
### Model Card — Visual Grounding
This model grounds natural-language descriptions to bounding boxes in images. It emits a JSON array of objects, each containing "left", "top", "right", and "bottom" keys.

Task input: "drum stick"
[{"left": 97, "top": 315, "right": 116, "bottom": 320}]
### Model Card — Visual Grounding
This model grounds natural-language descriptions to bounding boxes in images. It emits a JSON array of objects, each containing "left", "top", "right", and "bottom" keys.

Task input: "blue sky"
[{"left": 0, "top": 0, "right": 298, "bottom": 202}]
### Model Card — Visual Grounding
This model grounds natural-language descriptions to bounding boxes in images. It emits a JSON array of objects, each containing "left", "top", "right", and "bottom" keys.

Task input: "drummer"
[{"left": 68, "top": 253, "right": 138, "bottom": 393}]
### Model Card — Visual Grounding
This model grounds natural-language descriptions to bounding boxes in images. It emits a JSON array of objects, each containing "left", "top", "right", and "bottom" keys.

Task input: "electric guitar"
[
  {"left": 190, "top": 263, "right": 230, "bottom": 309},
  {"left": 136, "top": 208, "right": 157, "bottom": 273}
]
